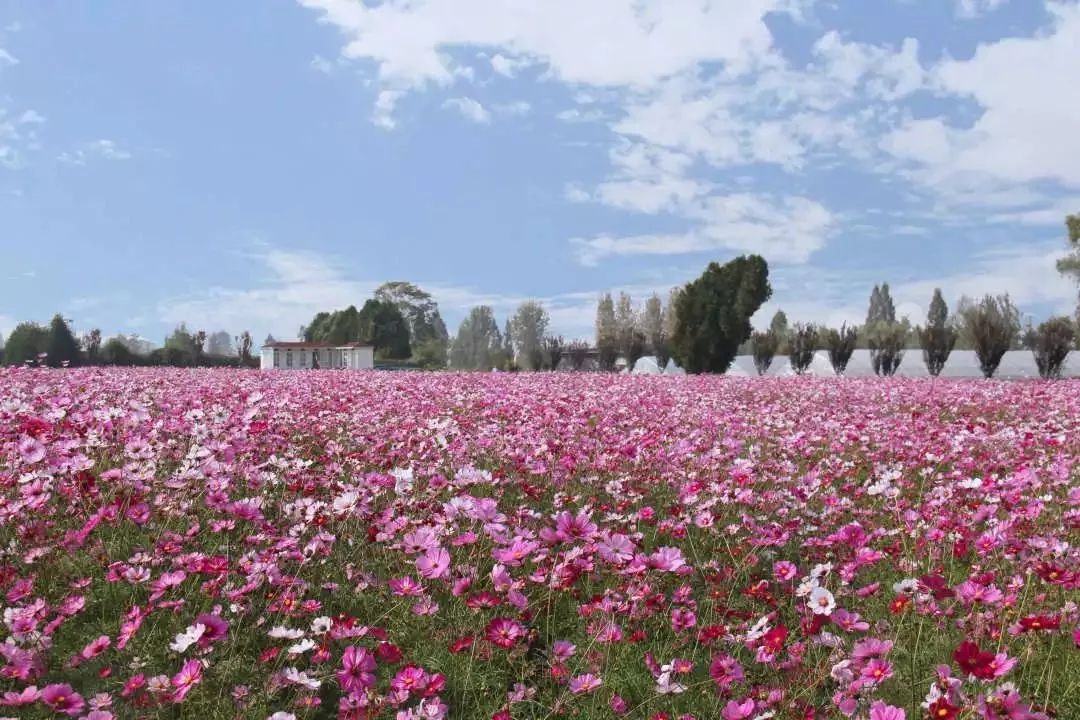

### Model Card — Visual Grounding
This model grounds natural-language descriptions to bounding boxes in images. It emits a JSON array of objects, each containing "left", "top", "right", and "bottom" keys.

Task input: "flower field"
[{"left": 1, "top": 368, "right": 1078, "bottom": 720}]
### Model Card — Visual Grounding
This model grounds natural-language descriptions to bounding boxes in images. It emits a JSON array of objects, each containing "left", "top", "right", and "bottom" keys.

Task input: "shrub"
[
  {"left": 958, "top": 294, "right": 1021, "bottom": 378},
  {"left": 787, "top": 323, "right": 819, "bottom": 375},
  {"left": 867, "top": 321, "right": 907, "bottom": 377},
  {"left": 750, "top": 330, "right": 778, "bottom": 376},
  {"left": 1027, "top": 317, "right": 1075, "bottom": 379},
  {"left": 823, "top": 323, "right": 858, "bottom": 375}
]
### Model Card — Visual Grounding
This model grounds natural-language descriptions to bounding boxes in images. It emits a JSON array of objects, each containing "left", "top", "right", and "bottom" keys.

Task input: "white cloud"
[
  {"left": 490, "top": 53, "right": 529, "bottom": 78},
  {"left": 443, "top": 96, "right": 491, "bottom": 123},
  {"left": 310, "top": 54, "right": 336, "bottom": 74},
  {"left": 494, "top": 100, "right": 531, "bottom": 116},
  {"left": 571, "top": 193, "right": 833, "bottom": 266},
  {"left": 299, "top": 0, "right": 795, "bottom": 89},
  {"left": 58, "top": 139, "right": 132, "bottom": 166},
  {"left": 0, "top": 47, "right": 17, "bottom": 68},
  {"left": 883, "top": 4, "right": 1080, "bottom": 209},
  {"left": 955, "top": 0, "right": 1010, "bottom": 19}
]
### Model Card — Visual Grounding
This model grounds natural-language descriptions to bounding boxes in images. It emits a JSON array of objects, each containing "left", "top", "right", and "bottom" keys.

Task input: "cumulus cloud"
[
  {"left": 442, "top": 96, "right": 491, "bottom": 124},
  {"left": 58, "top": 139, "right": 132, "bottom": 166}
]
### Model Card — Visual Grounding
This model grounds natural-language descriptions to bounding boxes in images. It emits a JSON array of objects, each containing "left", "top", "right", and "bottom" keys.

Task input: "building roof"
[{"left": 263, "top": 341, "right": 373, "bottom": 349}]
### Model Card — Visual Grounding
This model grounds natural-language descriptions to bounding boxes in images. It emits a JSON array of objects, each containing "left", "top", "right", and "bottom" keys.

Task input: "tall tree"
[
  {"left": 82, "top": 328, "right": 103, "bottom": 365},
  {"left": 502, "top": 318, "right": 515, "bottom": 370},
  {"left": 3, "top": 322, "right": 49, "bottom": 366},
  {"left": 663, "top": 288, "right": 681, "bottom": 342},
  {"left": 46, "top": 314, "right": 81, "bottom": 367},
  {"left": 865, "top": 283, "right": 897, "bottom": 326},
  {"left": 0, "top": 331, "right": 4, "bottom": 364},
  {"left": 787, "top": 323, "right": 818, "bottom": 375},
  {"left": 206, "top": 330, "right": 233, "bottom": 356},
  {"left": 824, "top": 323, "right": 858, "bottom": 375},
  {"left": 641, "top": 293, "right": 667, "bottom": 365},
  {"left": 1058, "top": 213, "right": 1080, "bottom": 326},
  {"left": 543, "top": 335, "right": 564, "bottom": 371},
  {"left": 567, "top": 340, "right": 590, "bottom": 371},
  {"left": 235, "top": 331, "right": 254, "bottom": 365},
  {"left": 595, "top": 293, "right": 618, "bottom": 371},
  {"left": 357, "top": 299, "right": 411, "bottom": 359},
  {"left": 868, "top": 321, "right": 908, "bottom": 376},
  {"left": 750, "top": 330, "right": 778, "bottom": 376},
  {"left": 375, "top": 281, "right": 449, "bottom": 368},
  {"left": 957, "top": 294, "right": 1021, "bottom": 378},
  {"left": 450, "top": 306, "right": 502, "bottom": 370},
  {"left": 918, "top": 289, "right": 957, "bottom": 377},
  {"left": 1026, "top": 316, "right": 1075, "bottom": 379},
  {"left": 614, "top": 292, "right": 637, "bottom": 361},
  {"left": 509, "top": 301, "right": 549, "bottom": 371},
  {"left": 671, "top": 255, "right": 772, "bottom": 374}
]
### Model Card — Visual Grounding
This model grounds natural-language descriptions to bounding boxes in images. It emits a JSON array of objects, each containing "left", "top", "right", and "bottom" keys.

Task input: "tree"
[
  {"left": 206, "top": 330, "right": 233, "bottom": 356},
  {"left": 163, "top": 324, "right": 197, "bottom": 366},
  {"left": 824, "top": 323, "right": 858, "bottom": 375},
  {"left": 614, "top": 292, "right": 637, "bottom": 361},
  {"left": 357, "top": 299, "right": 411, "bottom": 360},
  {"left": 376, "top": 281, "right": 449, "bottom": 368},
  {"left": 787, "top": 323, "right": 818, "bottom": 375},
  {"left": 750, "top": 330, "right": 778, "bottom": 376},
  {"left": 82, "top": 328, "right": 103, "bottom": 365},
  {"left": 235, "top": 332, "right": 255, "bottom": 366},
  {"left": 868, "top": 321, "right": 907, "bottom": 376},
  {"left": 595, "top": 293, "right": 618, "bottom": 372},
  {"left": 957, "top": 294, "right": 1021, "bottom": 378},
  {"left": 450, "top": 306, "right": 502, "bottom": 370},
  {"left": 671, "top": 255, "right": 772, "bottom": 374},
  {"left": 543, "top": 335, "right": 564, "bottom": 371},
  {"left": 769, "top": 310, "right": 789, "bottom": 354},
  {"left": 865, "top": 283, "right": 897, "bottom": 326},
  {"left": 509, "top": 301, "right": 549, "bottom": 371},
  {"left": 642, "top": 293, "right": 667, "bottom": 366},
  {"left": 3, "top": 322, "right": 49, "bottom": 366},
  {"left": 193, "top": 330, "right": 207, "bottom": 362},
  {"left": 101, "top": 337, "right": 140, "bottom": 366},
  {"left": 1026, "top": 316, "right": 1074, "bottom": 379},
  {"left": 625, "top": 330, "right": 647, "bottom": 371},
  {"left": 46, "top": 314, "right": 81, "bottom": 367},
  {"left": 502, "top": 319, "right": 515, "bottom": 370},
  {"left": 918, "top": 289, "right": 957, "bottom": 377},
  {"left": 0, "top": 331, "right": 4, "bottom": 365},
  {"left": 567, "top": 340, "right": 590, "bottom": 371}
]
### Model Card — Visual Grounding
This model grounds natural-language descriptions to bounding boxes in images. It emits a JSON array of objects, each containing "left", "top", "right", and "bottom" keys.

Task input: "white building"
[{"left": 260, "top": 341, "right": 375, "bottom": 370}]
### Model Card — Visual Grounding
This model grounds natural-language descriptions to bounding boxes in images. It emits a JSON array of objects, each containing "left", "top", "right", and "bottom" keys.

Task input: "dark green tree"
[
  {"left": 46, "top": 314, "right": 81, "bottom": 367},
  {"left": 957, "top": 294, "right": 1020, "bottom": 378},
  {"left": 824, "top": 323, "right": 858, "bottom": 375},
  {"left": 866, "top": 283, "right": 897, "bottom": 325},
  {"left": 101, "top": 337, "right": 140, "bottom": 365},
  {"left": 375, "top": 281, "right": 449, "bottom": 368},
  {"left": 670, "top": 255, "right": 772, "bottom": 374},
  {"left": 1026, "top": 316, "right": 1074, "bottom": 379},
  {"left": 787, "top": 323, "right": 818, "bottom": 375},
  {"left": 750, "top": 330, "right": 778, "bottom": 376},
  {"left": 543, "top": 335, "right": 564, "bottom": 371},
  {"left": 509, "top": 301, "right": 549, "bottom": 371},
  {"left": 357, "top": 299, "right": 411, "bottom": 359},
  {"left": 868, "top": 321, "right": 907, "bottom": 376},
  {"left": 3, "top": 322, "right": 49, "bottom": 366},
  {"left": 769, "top": 310, "right": 789, "bottom": 354},
  {"left": 918, "top": 289, "right": 957, "bottom": 377},
  {"left": 567, "top": 340, "right": 590, "bottom": 371},
  {"left": 595, "top": 293, "right": 618, "bottom": 372}
]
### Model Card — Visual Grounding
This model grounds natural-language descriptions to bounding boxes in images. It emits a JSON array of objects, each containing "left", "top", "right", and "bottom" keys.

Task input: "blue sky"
[{"left": 2, "top": 0, "right": 1079, "bottom": 346}]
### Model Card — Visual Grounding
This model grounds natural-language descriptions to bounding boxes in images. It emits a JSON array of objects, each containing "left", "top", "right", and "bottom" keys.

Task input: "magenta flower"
[
  {"left": 195, "top": 613, "right": 229, "bottom": 645},
  {"left": 389, "top": 576, "right": 425, "bottom": 596},
  {"left": 416, "top": 547, "right": 451, "bottom": 579},
  {"left": 337, "top": 646, "right": 377, "bottom": 695},
  {"left": 721, "top": 698, "right": 755, "bottom": 720},
  {"left": 485, "top": 617, "right": 526, "bottom": 649},
  {"left": 40, "top": 683, "right": 85, "bottom": 716},
  {"left": 390, "top": 665, "right": 429, "bottom": 695}
]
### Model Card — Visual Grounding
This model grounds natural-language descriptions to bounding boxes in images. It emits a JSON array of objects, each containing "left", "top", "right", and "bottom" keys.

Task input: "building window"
[
  {"left": 300, "top": 349, "right": 307, "bottom": 367},
  {"left": 273, "top": 349, "right": 280, "bottom": 368},
  {"left": 287, "top": 350, "right": 293, "bottom": 367}
]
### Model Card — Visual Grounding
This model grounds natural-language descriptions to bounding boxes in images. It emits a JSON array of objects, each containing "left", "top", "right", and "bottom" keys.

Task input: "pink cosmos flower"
[
  {"left": 416, "top": 548, "right": 450, "bottom": 579},
  {"left": 721, "top": 698, "right": 755, "bottom": 720},
  {"left": 671, "top": 607, "right": 697, "bottom": 632},
  {"left": 195, "top": 613, "right": 229, "bottom": 645},
  {"left": 568, "top": 674, "right": 602, "bottom": 694},
  {"left": 1, "top": 685, "right": 39, "bottom": 706},
  {"left": 40, "top": 683, "right": 85, "bottom": 716},
  {"left": 391, "top": 665, "right": 429, "bottom": 695},
  {"left": 773, "top": 561, "right": 798, "bottom": 582},
  {"left": 869, "top": 702, "right": 906, "bottom": 720},
  {"left": 389, "top": 576, "right": 425, "bottom": 596},
  {"left": 337, "top": 646, "right": 377, "bottom": 695},
  {"left": 709, "top": 653, "right": 744, "bottom": 691},
  {"left": 648, "top": 546, "right": 687, "bottom": 573},
  {"left": 485, "top": 617, "right": 526, "bottom": 649},
  {"left": 551, "top": 640, "right": 576, "bottom": 662},
  {"left": 171, "top": 659, "right": 203, "bottom": 702},
  {"left": 18, "top": 436, "right": 46, "bottom": 464}
]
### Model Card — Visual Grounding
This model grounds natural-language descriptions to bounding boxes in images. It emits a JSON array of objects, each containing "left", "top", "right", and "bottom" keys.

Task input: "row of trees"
[
  {"left": 301, "top": 282, "right": 449, "bottom": 368},
  {"left": 0, "top": 315, "right": 258, "bottom": 368},
  {"left": 750, "top": 289, "right": 1076, "bottom": 379}
]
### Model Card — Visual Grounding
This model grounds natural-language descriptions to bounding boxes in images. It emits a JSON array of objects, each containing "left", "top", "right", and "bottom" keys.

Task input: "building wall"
[{"left": 260, "top": 346, "right": 374, "bottom": 370}]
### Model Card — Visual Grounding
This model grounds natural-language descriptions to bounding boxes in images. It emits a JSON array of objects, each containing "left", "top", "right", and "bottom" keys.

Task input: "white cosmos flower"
[
  {"left": 795, "top": 576, "right": 818, "bottom": 597},
  {"left": 287, "top": 638, "right": 316, "bottom": 655},
  {"left": 169, "top": 623, "right": 205, "bottom": 653},
  {"left": 809, "top": 586, "right": 836, "bottom": 615},
  {"left": 282, "top": 667, "right": 321, "bottom": 689},
  {"left": 267, "top": 626, "right": 305, "bottom": 640},
  {"left": 311, "top": 616, "right": 332, "bottom": 634}
]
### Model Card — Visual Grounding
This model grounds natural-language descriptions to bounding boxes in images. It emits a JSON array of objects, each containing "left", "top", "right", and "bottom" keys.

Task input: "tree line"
[{"left": 0, "top": 314, "right": 259, "bottom": 368}]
